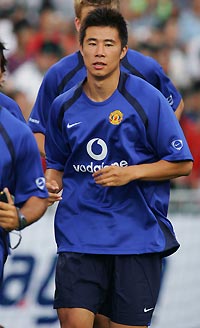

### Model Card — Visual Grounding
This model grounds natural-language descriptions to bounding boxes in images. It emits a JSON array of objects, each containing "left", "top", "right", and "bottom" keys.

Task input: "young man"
[
  {"left": 45, "top": 8, "right": 193, "bottom": 328},
  {"left": 28, "top": 0, "right": 184, "bottom": 160},
  {"left": 0, "top": 107, "right": 48, "bottom": 288},
  {"left": 0, "top": 41, "right": 26, "bottom": 122}
]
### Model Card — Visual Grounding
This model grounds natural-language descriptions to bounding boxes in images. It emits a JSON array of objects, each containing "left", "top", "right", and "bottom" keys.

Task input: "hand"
[
  {"left": 93, "top": 166, "right": 132, "bottom": 187},
  {"left": 46, "top": 180, "right": 62, "bottom": 206},
  {"left": 0, "top": 188, "right": 18, "bottom": 231}
]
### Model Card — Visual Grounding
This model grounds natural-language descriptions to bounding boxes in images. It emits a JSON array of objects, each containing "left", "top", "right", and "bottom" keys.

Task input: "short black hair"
[
  {"left": 0, "top": 41, "right": 7, "bottom": 73},
  {"left": 79, "top": 7, "right": 128, "bottom": 49}
]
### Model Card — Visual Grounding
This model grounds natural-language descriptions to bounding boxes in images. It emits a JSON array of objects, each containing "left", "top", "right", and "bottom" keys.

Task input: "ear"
[
  {"left": 120, "top": 45, "right": 128, "bottom": 60},
  {"left": 74, "top": 17, "right": 81, "bottom": 32}
]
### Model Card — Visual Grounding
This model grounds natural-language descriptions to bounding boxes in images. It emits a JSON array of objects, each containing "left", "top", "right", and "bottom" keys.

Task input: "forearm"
[
  {"left": 34, "top": 132, "right": 45, "bottom": 157},
  {"left": 93, "top": 160, "right": 193, "bottom": 187},
  {"left": 174, "top": 98, "right": 184, "bottom": 121},
  {"left": 129, "top": 160, "right": 192, "bottom": 181},
  {"left": 0, "top": 195, "right": 48, "bottom": 231},
  {"left": 19, "top": 196, "right": 48, "bottom": 226}
]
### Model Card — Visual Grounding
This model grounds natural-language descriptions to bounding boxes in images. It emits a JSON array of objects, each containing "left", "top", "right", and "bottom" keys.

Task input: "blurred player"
[
  {"left": 0, "top": 41, "right": 25, "bottom": 122},
  {"left": 0, "top": 108, "right": 48, "bottom": 289}
]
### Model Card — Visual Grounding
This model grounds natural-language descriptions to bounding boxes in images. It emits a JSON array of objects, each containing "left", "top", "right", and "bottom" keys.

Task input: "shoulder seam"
[
  {"left": 57, "top": 52, "right": 84, "bottom": 96},
  {"left": 118, "top": 73, "right": 148, "bottom": 129}
]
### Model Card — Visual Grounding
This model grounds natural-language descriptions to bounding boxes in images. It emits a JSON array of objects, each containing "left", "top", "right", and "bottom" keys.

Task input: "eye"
[
  {"left": 88, "top": 41, "right": 96, "bottom": 46},
  {"left": 105, "top": 43, "right": 113, "bottom": 47}
]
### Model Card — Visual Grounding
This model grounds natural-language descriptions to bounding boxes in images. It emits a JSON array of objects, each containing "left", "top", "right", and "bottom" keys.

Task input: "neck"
[{"left": 83, "top": 69, "right": 120, "bottom": 102}]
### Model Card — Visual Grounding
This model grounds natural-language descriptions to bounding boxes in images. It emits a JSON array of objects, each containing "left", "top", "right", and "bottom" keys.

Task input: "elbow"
[
  {"left": 43, "top": 198, "right": 49, "bottom": 212},
  {"left": 182, "top": 161, "right": 193, "bottom": 176}
]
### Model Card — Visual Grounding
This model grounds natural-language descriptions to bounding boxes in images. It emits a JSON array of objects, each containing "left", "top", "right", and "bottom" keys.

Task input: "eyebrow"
[{"left": 86, "top": 37, "right": 115, "bottom": 43}]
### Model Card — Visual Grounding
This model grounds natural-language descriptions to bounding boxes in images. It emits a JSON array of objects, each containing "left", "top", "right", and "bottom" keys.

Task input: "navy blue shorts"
[{"left": 54, "top": 252, "right": 162, "bottom": 326}]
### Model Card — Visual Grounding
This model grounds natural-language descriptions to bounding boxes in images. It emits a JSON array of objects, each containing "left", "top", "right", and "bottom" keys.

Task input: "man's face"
[{"left": 80, "top": 25, "right": 127, "bottom": 80}]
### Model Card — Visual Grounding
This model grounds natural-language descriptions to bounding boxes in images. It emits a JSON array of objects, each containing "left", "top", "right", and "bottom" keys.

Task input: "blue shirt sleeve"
[{"left": 13, "top": 121, "right": 48, "bottom": 205}]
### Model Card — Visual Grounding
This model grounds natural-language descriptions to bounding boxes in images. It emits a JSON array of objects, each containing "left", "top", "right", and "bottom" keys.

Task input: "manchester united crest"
[{"left": 109, "top": 110, "right": 123, "bottom": 125}]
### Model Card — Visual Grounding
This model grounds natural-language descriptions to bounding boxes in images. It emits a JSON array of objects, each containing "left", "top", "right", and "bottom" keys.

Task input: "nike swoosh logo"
[
  {"left": 67, "top": 122, "right": 82, "bottom": 128},
  {"left": 144, "top": 307, "right": 154, "bottom": 313}
]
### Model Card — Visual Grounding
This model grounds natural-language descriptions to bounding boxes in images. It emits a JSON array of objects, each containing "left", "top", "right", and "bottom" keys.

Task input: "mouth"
[{"left": 93, "top": 62, "right": 106, "bottom": 69}]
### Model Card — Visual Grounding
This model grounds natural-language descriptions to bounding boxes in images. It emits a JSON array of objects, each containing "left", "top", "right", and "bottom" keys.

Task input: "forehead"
[
  {"left": 80, "top": 5, "right": 100, "bottom": 20},
  {"left": 84, "top": 26, "right": 120, "bottom": 41}
]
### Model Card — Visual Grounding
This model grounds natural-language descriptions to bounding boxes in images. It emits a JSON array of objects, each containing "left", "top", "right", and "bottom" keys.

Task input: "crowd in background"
[{"left": 0, "top": 0, "right": 200, "bottom": 188}]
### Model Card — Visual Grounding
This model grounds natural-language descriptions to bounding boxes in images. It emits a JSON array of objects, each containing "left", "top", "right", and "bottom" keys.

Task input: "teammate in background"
[
  {"left": 0, "top": 42, "right": 48, "bottom": 171},
  {"left": 0, "top": 107, "right": 48, "bottom": 289},
  {"left": 28, "top": 0, "right": 184, "bottom": 160},
  {"left": 0, "top": 41, "right": 26, "bottom": 122},
  {"left": 45, "top": 8, "right": 193, "bottom": 328}
]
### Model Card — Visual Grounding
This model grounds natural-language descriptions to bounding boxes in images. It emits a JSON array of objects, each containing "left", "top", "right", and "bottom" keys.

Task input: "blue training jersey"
[
  {"left": 45, "top": 73, "right": 192, "bottom": 257},
  {"left": 0, "top": 106, "right": 48, "bottom": 256},
  {"left": 0, "top": 92, "right": 26, "bottom": 123},
  {"left": 29, "top": 49, "right": 182, "bottom": 135}
]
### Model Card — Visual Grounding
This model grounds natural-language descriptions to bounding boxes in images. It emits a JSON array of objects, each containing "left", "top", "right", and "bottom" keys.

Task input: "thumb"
[{"left": 3, "top": 187, "right": 14, "bottom": 205}]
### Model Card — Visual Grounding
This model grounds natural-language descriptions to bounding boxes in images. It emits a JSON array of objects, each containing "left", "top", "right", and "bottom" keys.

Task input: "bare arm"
[
  {"left": 174, "top": 98, "right": 184, "bottom": 121},
  {"left": 45, "top": 169, "right": 63, "bottom": 206},
  {"left": 93, "top": 160, "right": 193, "bottom": 187},
  {"left": 0, "top": 188, "right": 48, "bottom": 231},
  {"left": 34, "top": 132, "right": 45, "bottom": 157}
]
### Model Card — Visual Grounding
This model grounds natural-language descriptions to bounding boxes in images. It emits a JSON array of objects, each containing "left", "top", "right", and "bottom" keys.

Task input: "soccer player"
[
  {"left": 45, "top": 8, "right": 193, "bottom": 328},
  {"left": 0, "top": 41, "right": 26, "bottom": 122},
  {"left": 28, "top": 0, "right": 184, "bottom": 160},
  {"left": 0, "top": 107, "right": 48, "bottom": 288}
]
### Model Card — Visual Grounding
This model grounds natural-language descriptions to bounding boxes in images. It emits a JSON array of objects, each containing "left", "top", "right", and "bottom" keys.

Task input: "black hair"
[
  {"left": 79, "top": 7, "right": 128, "bottom": 49},
  {"left": 13, "top": 18, "right": 32, "bottom": 34},
  {"left": 0, "top": 41, "right": 7, "bottom": 73}
]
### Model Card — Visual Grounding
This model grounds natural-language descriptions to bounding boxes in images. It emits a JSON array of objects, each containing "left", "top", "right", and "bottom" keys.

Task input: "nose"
[{"left": 95, "top": 43, "right": 105, "bottom": 57}]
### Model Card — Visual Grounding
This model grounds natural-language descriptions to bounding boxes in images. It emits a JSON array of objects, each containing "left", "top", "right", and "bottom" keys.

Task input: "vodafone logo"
[
  {"left": 87, "top": 138, "right": 108, "bottom": 160},
  {"left": 73, "top": 138, "right": 128, "bottom": 173}
]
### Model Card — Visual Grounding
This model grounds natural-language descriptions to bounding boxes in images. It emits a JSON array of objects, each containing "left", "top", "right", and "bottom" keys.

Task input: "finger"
[
  {"left": 92, "top": 167, "right": 111, "bottom": 177},
  {"left": 46, "top": 181, "right": 60, "bottom": 193},
  {"left": 48, "top": 196, "right": 62, "bottom": 206},
  {"left": 94, "top": 172, "right": 112, "bottom": 183},
  {"left": 94, "top": 176, "right": 114, "bottom": 186},
  {"left": 48, "top": 191, "right": 62, "bottom": 199},
  {"left": 3, "top": 188, "right": 14, "bottom": 205}
]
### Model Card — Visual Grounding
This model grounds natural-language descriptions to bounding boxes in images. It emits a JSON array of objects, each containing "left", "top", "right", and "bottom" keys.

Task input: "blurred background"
[{"left": 0, "top": 1, "right": 200, "bottom": 327}]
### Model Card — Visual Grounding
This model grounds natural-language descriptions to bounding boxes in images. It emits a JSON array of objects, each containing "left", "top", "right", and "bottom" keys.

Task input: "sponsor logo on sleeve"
[
  {"left": 167, "top": 94, "right": 174, "bottom": 106},
  {"left": 29, "top": 117, "right": 40, "bottom": 124}
]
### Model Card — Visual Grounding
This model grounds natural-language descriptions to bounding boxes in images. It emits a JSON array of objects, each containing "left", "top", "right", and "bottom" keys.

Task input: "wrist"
[{"left": 16, "top": 207, "right": 28, "bottom": 231}]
